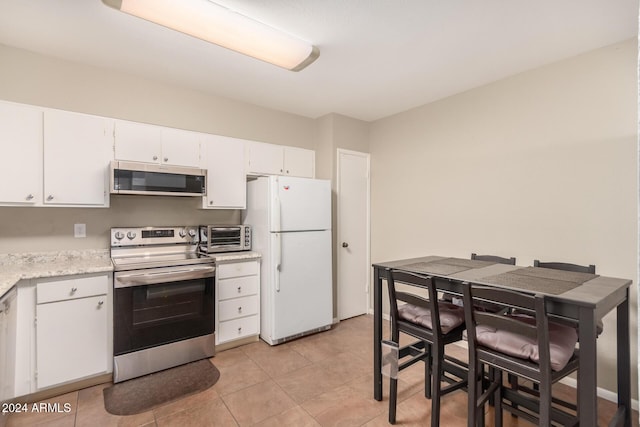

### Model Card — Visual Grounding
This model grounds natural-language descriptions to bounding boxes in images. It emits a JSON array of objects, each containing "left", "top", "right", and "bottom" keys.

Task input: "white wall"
[{"left": 369, "top": 39, "right": 638, "bottom": 397}]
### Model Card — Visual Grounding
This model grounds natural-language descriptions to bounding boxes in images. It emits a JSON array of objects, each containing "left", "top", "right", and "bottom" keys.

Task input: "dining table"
[{"left": 372, "top": 255, "right": 633, "bottom": 427}]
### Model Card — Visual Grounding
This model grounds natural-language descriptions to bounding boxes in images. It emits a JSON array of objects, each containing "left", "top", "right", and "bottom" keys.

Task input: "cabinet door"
[
  {"left": 0, "top": 290, "right": 17, "bottom": 401},
  {"left": 36, "top": 295, "right": 109, "bottom": 390},
  {"left": 246, "top": 141, "right": 284, "bottom": 175},
  {"left": 161, "top": 128, "right": 201, "bottom": 167},
  {"left": 114, "top": 120, "right": 162, "bottom": 164},
  {"left": 284, "top": 147, "right": 315, "bottom": 178},
  {"left": 201, "top": 135, "right": 246, "bottom": 209},
  {"left": 43, "top": 110, "right": 112, "bottom": 206},
  {"left": 0, "top": 102, "right": 43, "bottom": 205}
]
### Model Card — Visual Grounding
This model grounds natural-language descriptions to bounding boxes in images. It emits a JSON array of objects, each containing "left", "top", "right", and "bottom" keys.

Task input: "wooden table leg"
[
  {"left": 373, "top": 266, "right": 383, "bottom": 401},
  {"left": 616, "top": 290, "right": 631, "bottom": 427},
  {"left": 578, "top": 306, "right": 598, "bottom": 426}
]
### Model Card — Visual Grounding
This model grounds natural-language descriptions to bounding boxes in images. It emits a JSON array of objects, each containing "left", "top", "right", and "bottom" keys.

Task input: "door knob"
[{"left": 342, "top": 242, "right": 349, "bottom": 248}]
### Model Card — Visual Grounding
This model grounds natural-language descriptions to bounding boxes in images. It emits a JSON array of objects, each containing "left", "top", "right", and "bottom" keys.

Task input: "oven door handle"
[{"left": 114, "top": 266, "right": 216, "bottom": 288}]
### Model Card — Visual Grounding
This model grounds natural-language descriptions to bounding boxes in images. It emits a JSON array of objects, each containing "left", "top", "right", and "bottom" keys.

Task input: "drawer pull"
[
  {"left": 237, "top": 327, "right": 242, "bottom": 334},
  {"left": 98, "top": 300, "right": 104, "bottom": 307},
  {"left": 238, "top": 306, "right": 242, "bottom": 313},
  {"left": 71, "top": 287, "right": 78, "bottom": 293},
  {"left": 237, "top": 286, "right": 242, "bottom": 293}
]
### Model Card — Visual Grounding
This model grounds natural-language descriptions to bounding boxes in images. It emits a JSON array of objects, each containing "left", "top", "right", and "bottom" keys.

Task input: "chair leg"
[
  {"left": 430, "top": 345, "right": 444, "bottom": 427},
  {"left": 538, "top": 381, "right": 551, "bottom": 427},
  {"left": 425, "top": 343, "right": 432, "bottom": 399},
  {"left": 507, "top": 373, "right": 518, "bottom": 417},
  {"left": 389, "top": 377, "right": 398, "bottom": 424},
  {"left": 493, "top": 369, "right": 503, "bottom": 427},
  {"left": 467, "top": 360, "right": 479, "bottom": 427}
]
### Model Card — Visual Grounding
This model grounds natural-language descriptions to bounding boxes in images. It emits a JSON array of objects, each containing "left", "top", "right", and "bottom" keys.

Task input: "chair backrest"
[
  {"left": 462, "top": 284, "right": 552, "bottom": 377},
  {"left": 471, "top": 253, "right": 516, "bottom": 265},
  {"left": 533, "top": 260, "right": 595, "bottom": 274},
  {"left": 386, "top": 269, "right": 442, "bottom": 334}
]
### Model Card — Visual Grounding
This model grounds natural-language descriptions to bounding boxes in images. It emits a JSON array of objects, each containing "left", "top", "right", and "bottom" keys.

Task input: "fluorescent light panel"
[{"left": 102, "top": 0, "right": 319, "bottom": 71}]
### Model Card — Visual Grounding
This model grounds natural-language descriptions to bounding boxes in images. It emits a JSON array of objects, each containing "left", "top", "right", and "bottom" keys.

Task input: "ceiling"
[{"left": 0, "top": 1, "right": 637, "bottom": 122}]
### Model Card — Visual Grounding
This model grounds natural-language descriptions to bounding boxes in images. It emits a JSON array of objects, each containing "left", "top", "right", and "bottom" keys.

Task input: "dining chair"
[
  {"left": 471, "top": 253, "right": 516, "bottom": 265},
  {"left": 385, "top": 269, "right": 468, "bottom": 426},
  {"left": 533, "top": 259, "right": 602, "bottom": 334},
  {"left": 533, "top": 259, "right": 595, "bottom": 274},
  {"left": 462, "top": 283, "right": 580, "bottom": 426},
  {"left": 444, "top": 253, "right": 516, "bottom": 307}
]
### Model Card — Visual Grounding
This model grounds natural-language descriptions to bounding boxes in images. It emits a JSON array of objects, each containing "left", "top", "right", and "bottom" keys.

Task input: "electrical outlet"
[{"left": 74, "top": 223, "right": 86, "bottom": 238}]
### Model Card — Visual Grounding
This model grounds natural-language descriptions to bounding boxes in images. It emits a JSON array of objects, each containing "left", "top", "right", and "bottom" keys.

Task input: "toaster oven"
[{"left": 199, "top": 225, "right": 251, "bottom": 254}]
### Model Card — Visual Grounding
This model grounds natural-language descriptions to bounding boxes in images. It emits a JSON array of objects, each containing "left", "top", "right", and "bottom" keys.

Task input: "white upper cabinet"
[
  {"left": 201, "top": 135, "right": 246, "bottom": 209},
  {"left": 113, "top": 120, "right": 161, "bottom": 164},
  {"left": 0, "top": 101, "right": 43, "bottom": 206},
  {"left": 283, "top": 146, "right": 315, "bottom": 178},
  {"left": 161, "top": 128, "right": 201, "bottom": 167},
  {"left": 43, "top": 109, "right": 112, "bottom": 207},
  {"left": 246, "top": 141, "right": 315, "bottom": 178},
  {"left": 114, "top": 120, "right": 201, "bottom": 168}
]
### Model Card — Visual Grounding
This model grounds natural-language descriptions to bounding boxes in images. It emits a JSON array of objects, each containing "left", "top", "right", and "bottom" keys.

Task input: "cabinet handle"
[
  {"left": 237, "top": 327, "right": 242, "bottom": 334},
  {"left": 238, "top": 306, "right": 242, "bottom": 313},
  {"left": 286, "top": 170, "right": 290, "bottom": 174},
  {"left": 98, "top": 300, "right": 104, "bottom": 307},
  {"left": 209, "top": 200, "right": 213, "bottom": 205},
  {"left": 237, "top": 286, "right": 242, "bottom": 293},
  {"left": 26, "top": 194, "right": 34, "bottom": 201},
  {"left": 70, "top": 287, "right": 78, "bottom": 293},
  {"left": 280, "top": 169, "right": 283, "bottom": 173},
  {"left": 47, "top": 195, "right": 54, "bottom": 201},
  {"left": 164, "top": 157, "right": 169, "bottom": 162},
  {"left": 153, "top": 155, "right": 158, "bottom": 161}
]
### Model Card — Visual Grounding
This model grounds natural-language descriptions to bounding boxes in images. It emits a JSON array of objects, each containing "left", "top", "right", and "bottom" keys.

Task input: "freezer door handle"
[{"left": 274, "top": 232, "right": 281, "bottom": 292}]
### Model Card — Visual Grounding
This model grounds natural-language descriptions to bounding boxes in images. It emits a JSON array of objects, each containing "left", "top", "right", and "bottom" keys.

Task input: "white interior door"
[{"left": 337, "top": 149, "right": 370, "bottom": 320}]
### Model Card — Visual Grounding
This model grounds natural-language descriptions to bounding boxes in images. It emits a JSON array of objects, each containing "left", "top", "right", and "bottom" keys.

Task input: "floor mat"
[{"left": 103, "top": 359, "right": 220, "bottom": 416}]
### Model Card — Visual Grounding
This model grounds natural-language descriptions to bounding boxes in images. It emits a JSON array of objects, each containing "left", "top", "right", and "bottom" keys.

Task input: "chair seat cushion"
[
  {"left": 475, "top": 315, "right": 578, "bottom": 371},
  {"left": 398, "top": 302, "right": 464, "bottom": 334}
]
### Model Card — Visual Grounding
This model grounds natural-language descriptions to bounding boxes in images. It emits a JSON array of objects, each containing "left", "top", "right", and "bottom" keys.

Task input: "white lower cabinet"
[
  {"left": 8, "top": 273, "right": 113, "bottom": 398},
  {"left": 35, "top": 274, "right": 110, "bottom": 389},
  {"left": 216, "top": 259, "right": 260, "bottom": 346},
  {"left": 0, "top": 288, "right": 17, "bottom": 402}
]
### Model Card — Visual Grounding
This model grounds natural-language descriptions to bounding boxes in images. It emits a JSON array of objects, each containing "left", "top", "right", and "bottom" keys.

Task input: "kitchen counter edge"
[{"left": 0, "top": 249, "right": 113, "bottom": 299}]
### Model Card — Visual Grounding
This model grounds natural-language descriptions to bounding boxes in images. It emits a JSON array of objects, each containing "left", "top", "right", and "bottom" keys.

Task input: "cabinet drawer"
[
  {"left": 218, "top": 315, "right": 259, "bottom": 343},
  {"left": 219, "top": 295, "right": 259, "bottom": 322},
  {"left": 36, "top": 275, "right": 108, "bottom": 304},
  {"left": 217, "top": 261, "right": 258, "bottom": 279},
  {"left": 218, "top": 276, "right": 259, "bottom": 300}
]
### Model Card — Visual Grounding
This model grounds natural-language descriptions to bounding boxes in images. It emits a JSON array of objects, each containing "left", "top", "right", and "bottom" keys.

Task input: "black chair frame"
[
  {"left": 471, "top": 253, "right": 516, "bottom": 265},
  {"left": 463, "top": 284, "right": 580, "bottom": 427},
  {"left": 386, "top": 269, "right": 468, "bottom": 426}
]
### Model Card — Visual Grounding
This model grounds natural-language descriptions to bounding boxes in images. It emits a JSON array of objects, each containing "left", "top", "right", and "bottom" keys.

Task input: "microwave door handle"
[{"left": 115, "top": 266, "right": 216, "bottom": 288}]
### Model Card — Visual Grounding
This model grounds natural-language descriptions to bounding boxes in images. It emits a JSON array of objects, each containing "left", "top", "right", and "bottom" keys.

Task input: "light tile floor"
[{"left": 2, "top": 315, "right": 637, "bottom": 426}]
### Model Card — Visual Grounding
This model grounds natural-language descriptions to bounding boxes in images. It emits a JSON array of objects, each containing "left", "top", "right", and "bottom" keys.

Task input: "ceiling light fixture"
[{"left": 102, "top": 0, "right": 319, "bottom": 71}]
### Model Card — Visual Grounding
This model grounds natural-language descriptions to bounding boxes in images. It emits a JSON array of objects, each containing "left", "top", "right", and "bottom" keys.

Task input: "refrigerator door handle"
[{"left": 274, "top": 232, "right": 281, "bottom": 292}]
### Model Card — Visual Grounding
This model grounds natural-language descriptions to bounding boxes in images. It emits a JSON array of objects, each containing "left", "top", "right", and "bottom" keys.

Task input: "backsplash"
[{"left": 0, "top": 195, "right": 241, "bottom": 253}]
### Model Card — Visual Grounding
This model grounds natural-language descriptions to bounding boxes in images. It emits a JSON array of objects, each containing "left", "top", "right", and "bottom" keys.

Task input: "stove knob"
[
  {"left": 114, "top": 231, "right": 124, "bottom": 240},
  {"left": 179, "top": 229, "right": 187, "bottom": 238},
  {"left": 188, "top": 229, "right": 197, "bottom": 238},
  {"left": 127, "top": 231, "right": 137, "bottom": 240}
]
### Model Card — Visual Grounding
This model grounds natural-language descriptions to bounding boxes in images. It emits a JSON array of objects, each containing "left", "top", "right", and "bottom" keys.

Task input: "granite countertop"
[{"left": 0, "top": 249, "right": 114, "bottom": 299}]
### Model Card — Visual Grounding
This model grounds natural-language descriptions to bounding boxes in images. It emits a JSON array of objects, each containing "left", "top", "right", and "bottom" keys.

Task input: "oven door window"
[{"left": 114, "top": 277, "right": 214, "bottom": 356}]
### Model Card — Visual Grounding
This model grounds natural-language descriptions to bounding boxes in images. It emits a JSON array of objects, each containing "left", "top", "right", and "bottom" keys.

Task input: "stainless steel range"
[{"left": 110, "top": 226, "right": 215, "bottom": 383}]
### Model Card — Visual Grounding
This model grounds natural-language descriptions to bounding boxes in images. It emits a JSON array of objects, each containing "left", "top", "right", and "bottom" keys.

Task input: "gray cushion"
[
  {"left": 475, "top": 314, "right": 578, "bottom": 371},
  {"left": 398, "top": 302, "right": 465, "bottom": 334}
]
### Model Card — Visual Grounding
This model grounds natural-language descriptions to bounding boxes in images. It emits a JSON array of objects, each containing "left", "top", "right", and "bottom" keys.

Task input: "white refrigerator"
[{"left": 242, "top": 176, "right": 332, "bottom": 345}]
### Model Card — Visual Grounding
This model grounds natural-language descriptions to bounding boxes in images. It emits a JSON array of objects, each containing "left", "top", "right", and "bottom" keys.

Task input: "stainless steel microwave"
[
  {"left": 198, "top": 225, "right": 251, "bottom": 253},
  {"left": 111, "top": 161, "right": 206, "bottom": 197}
]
